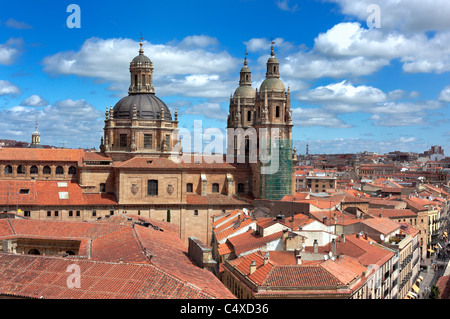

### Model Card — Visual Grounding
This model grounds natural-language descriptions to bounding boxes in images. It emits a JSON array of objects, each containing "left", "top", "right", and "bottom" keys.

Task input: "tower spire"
[
  {"left": 270, "top": 37, "right": 275, "bottom": 57},
  {"left": 139, "top": 33, "right": 144, "bottom": 55},
  {"left": 244, "top": 48, "right": 248, "bottom": 66}
]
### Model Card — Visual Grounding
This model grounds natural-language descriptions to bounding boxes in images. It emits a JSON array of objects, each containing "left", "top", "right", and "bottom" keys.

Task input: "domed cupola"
[
  {"left": 260, "top": 41, "right": 285, "bottom": 93},
  {"left": 128, "top": 37, "right": 154, "bottom": 94},
  {"left": 113, "top": 37, "right": 172, "bottom": 120},
  {"left": 234, "top": 52, "right": 255, "bottom": 99}
]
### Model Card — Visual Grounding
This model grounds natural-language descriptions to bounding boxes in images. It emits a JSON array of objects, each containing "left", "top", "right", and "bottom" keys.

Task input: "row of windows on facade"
[
  {"left": 119, "top": 134, "right": 170, "bottom": 148},
  {"left": 39, "top": 209, "right": 115, "bottom": 218},
  {"left": 3, "top": 165, "right": 77, "bottom": 175},
  {"left": 146, "top": 180, "right": 245, "bottom": 196},
  {"left": 231, "top": 105, "right": 283, "bottom": 124}
]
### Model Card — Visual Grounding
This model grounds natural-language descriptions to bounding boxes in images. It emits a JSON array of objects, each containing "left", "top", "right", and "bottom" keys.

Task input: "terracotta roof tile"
[{"left": 0, "top": 148, "right": 84, "bottom": 163}]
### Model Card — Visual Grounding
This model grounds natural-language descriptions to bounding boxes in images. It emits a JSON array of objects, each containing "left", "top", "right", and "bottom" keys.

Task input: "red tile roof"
[
  {"left": 0, "top": 216, "right": 235, "bottom": 299},
  {"left": 0, "top": 180, "right": 117, "bottom": 207},
  {"left": 226, "top": 230, "right": 284, "bottom": 255},
  {"left": 368, "top": 208, "right": 417, "bottom": 219},
  {"left": 114, "top": 155, "right": 247, "bottom": 170},
  {"left": 0, "top": 148, "right": 84, "bottom": 163},
  {"left": 0, "top": 254, "right": 224, "bottom": 299},
  {"left": 186, "top": 194, "right": 253, "bottom": 206}
]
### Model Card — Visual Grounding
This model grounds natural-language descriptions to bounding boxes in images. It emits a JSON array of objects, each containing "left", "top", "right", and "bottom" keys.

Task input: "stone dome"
[
  {"left": 113, "top": 93, "right": 172, "bottom": 120},
  {"left": 234, "top": 85, "right": 255, "bottom": 99},
  {"left": 260, "top": 77, "right": 285, "bottom": 93},
  {"left": 131, "top": 54, "right": 151, "bottom": 66}
]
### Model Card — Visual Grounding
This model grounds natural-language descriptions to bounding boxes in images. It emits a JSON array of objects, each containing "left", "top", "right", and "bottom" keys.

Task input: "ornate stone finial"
[
  {"left": 139, "top": 33, "right": 144, "bottom": 55},
  {"left": 132, "top": 104, "right": 137, "bottom": 119},
  {"left": 109, "top": 106, "right": 114, "bottom": 119},
  {"left": 174, "top": 108, "right": 178, "bottom": 121},
  {"left": 270, "top": 37, "right": 275, "bottom": 57},
  {"left": 244, "top": 48, "right": 248, "bottom": 66},
  {"left": 160, "top": 105, "right": 165, "bottom": 120},
  {"left": 105, "top": 107, "right": 109, "bottom": 120}
]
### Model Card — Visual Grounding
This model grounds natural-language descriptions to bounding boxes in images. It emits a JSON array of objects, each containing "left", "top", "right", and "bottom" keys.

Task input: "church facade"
[{"left": 0, "top": 39, "right": 295, "bottom": 246}]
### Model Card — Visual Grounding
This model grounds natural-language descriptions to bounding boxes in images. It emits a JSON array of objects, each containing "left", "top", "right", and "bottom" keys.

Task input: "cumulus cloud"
[
  {"left": 298, "top": 80, "right": 387, "bottom": 105},
  {"left": 295, "top": 135, "right": 425, "bottom": 154},
  {"left": 182, "top": 102, "right": 228, "bottom": 121},
  {"left": 328, "top": 0, "right": 450, "bottom": 33},
  {"left": 439, "top": 85, "right": 450, "bottom": 102},
  {"left": 0, "top": 80, "right": 21, "bottom": 96},
  {"left": 0, "top": 99, "right": 103, "bottom": 148},
  {"left": 276, "top": 0, "right": 298, "bottom": 12},
  {"left": 42, "top": 36, "right": 239, "bottom": 99},
  {"left": 291, "top": 107, "right": 351, "bottom": 128},
  {"left": 20, "top": 95, "right": 49, "bottom": 107},
  {"left": 179, "top": 35, "right": 219, "bottom": 48},
  {"left": 0, "top": 38, "right": 22, "bottom": 65},
  {"left": 5, "top": 18, "right": 32, "bottom": 30}
]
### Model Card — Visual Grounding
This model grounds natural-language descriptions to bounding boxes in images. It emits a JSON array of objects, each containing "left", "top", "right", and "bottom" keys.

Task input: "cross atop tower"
[
  {"left": 139, "top": 32, "right": 144, "bottom": 54},
  {"left": 270, "top": 37, "right": 275, "bottom": 56}
]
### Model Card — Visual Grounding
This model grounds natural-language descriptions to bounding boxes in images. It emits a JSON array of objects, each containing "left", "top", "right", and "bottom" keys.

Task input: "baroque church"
[{"left": 0, "top": 38, "right": 295, "bottom": 245}]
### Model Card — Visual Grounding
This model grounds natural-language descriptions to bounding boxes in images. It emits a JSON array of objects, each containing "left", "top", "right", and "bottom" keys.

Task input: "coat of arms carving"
[
  {"left": 167, "top": 184, "right": 174, "bottom": 195},
  {"left": 131, "top": 183, "right": 139, "bottom": 195}
]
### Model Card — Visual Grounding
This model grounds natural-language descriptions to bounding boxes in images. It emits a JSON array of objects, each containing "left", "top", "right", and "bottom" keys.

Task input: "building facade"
[{"left": 0, "top": 40, "right": 295, "bottom": 246}]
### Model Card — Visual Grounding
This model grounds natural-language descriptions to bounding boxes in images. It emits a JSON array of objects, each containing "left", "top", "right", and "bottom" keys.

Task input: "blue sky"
[{"left": 1, "top": 0, "right": 450, "bottom": 155}]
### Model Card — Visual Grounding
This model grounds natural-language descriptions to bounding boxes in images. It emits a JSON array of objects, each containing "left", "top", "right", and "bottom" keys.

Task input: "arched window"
[
  {"left": 4, "top": 165, "right": 12, "bottom": 175},
  {"left": 17, "top": 165, "right": 25, "bottom": 175},
  {"left": 28, "top": 249, "right": 40, "bottom": 255},
  {"left": 247, "top": 110, "right": 251, "bottom": 122},
  {"left": 276, "top": 105, "right": 280, "bottom": 118},
  {"left": 43, "top": 166, "right": 51, "bottom": 175},
  {"left": 30, "top": 165, "right": 38, "bottom": 175},
  {"left": 56, "top": 166, "right": 64, "bottom": 175},
  {"left": 68, "top": 166, "right": 76, "bottom": 175}
]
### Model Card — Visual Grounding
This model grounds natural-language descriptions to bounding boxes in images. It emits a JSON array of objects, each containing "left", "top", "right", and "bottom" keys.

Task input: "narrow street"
[{"left": 419, "top": 246, "right": 450, "bottom": 298}]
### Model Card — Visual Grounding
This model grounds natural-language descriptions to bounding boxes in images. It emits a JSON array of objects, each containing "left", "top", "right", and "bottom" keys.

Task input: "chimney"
[
  {"left": 364, "top": 232, "right": 368, "bottom": 240},
  {"left": 263, "top": 251, "right": 270, "bottom": 265},
  {"left": 341, "top": 233, "right": 345, "bottom": 243},
  {"left": 313, "top": 239, "right": 319, "bottom": 253},
  {"left": 295, "top": 249, "right": 302, "bottom": 265},
  {"left": 249, "top": 260, "right": 257, "bottom": 275},
  {"left": 331, "top": 238, "right": 337, "bottom": 256}
]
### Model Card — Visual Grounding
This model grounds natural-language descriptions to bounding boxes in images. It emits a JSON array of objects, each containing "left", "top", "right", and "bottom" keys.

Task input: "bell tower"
[{"left": 129, "top": 36, "right": 154, "bottom": 94}]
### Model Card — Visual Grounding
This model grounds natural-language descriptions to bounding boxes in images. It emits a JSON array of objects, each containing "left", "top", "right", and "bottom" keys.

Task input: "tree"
[{"left": 429, "top": 284, "right": 440, "bottom": 299}]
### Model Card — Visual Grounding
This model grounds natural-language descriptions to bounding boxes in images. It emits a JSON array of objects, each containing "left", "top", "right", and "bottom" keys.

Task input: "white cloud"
[
  {"left": 276, "top": 0, "right": 298, "bottom": 12},
  {"left": 182, "top": 102, "right": 228, "bottom": 121},
  {"left": 291, "top": 107, "right": 351, "bottom": 128},
  {"left": 0, "top": 80, "right": 21, "bottom": 96},
  {"left": 179, "top": 35, "right": 219, "bottom": 48},
  {"left": 439, "top": 85, "right": 450, "bottom": 102},
  {"left": 5, "top": 18, "right": 32, "bottom": 30},
  {"left": 0, "top": 99, "right": 103, "bottom": 148},
  {"left": 20, "top": 95, "right": 49, "bottom": 107},
  {"left": 0, "top": 38, "right": 22, "bottom": 65},
  {"left": 295, "top": 135, "right": 425, "bottom": 154},
  {"left": 328, "top": 0, "right": 450, "bottom": 33},
  {"left": 298, "top": 80, "right": 387, "bottom": 105},
  {"left": 42, "top": 36, "right": 239, "bottom": 99}
]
